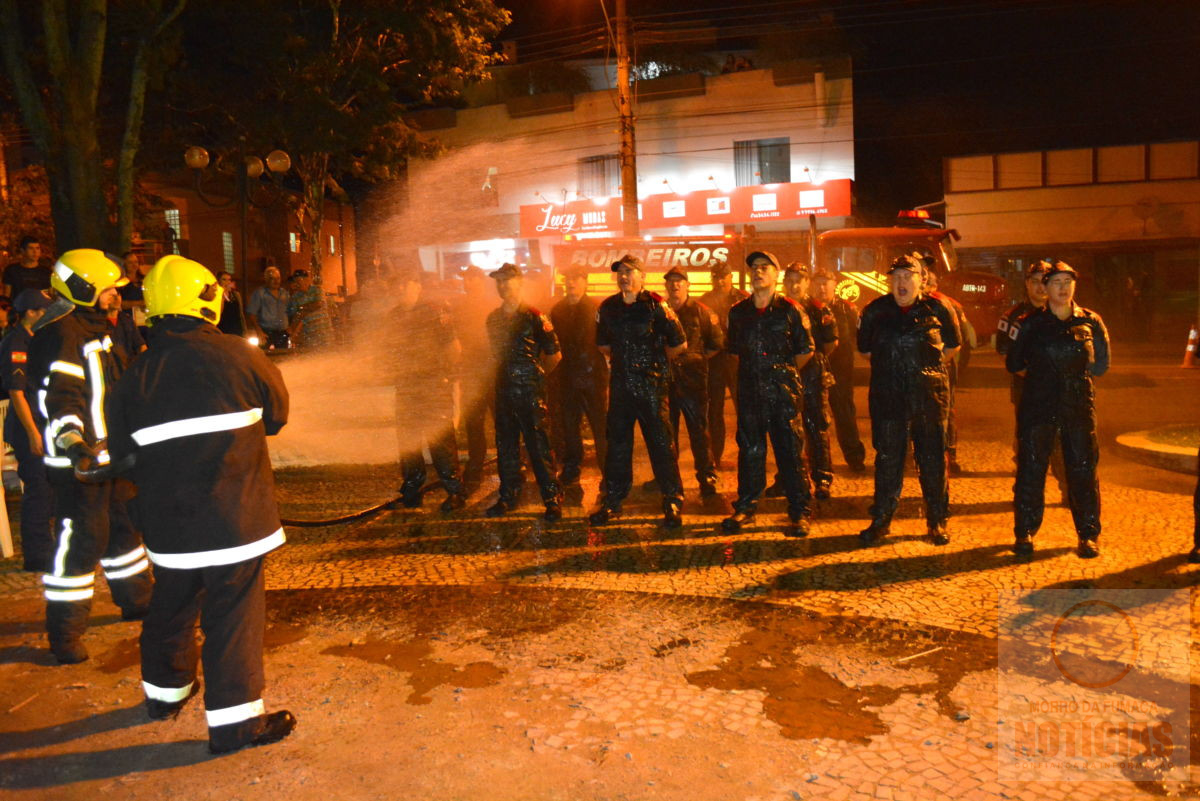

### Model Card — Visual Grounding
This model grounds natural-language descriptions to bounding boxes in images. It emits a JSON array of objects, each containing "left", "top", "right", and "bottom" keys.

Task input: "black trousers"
[
  {"left": 1014, "top": 418, "right": 1101, "bottom": 540},
  {"left": 828, "top": 368, "right": 866, "bottom": 468},
  {"left": 1010, "top": 378, "right": 1068, "bottom": 497},
  {"left": 946, "top": 359, "right": 960, "bottom": 459},
  {"left": 463, "top": 375, "right": 494, "bottom": 485},
  {"left": 734, "top": 391, "right": 811, "bottom": 519},
  {"left": 140, "top": 557, "right": 270, "bottom": 751},
  {"left": 801, "top": 383, "right": 834, "bottom": 487},
  {"left": 8, "top": 422, "right": 53, "bottom": 571},
  {"left": 43, "top": 472, "right": 152, "bottom": 648},
  {"left": 552, "top": 376, "right": 607, "bottom": 486},
  {"left": 706, "top": 353, "right": 738, "bottom": 464},
  {"left": 397, "top": 384, "right": 463, "bottom": 498},
  {"left": 601, "top": 378, "right": 683, "bottom": 509},
  {"left": 669, "top": 371, "right": 717, "bottom": 490},
  {"left": 495, "top": 382, "right": 560, "bottom": 504},
  {"left": 1193, "top": 447, "right": 1199, "bottom": 548},
  {"left": 870, "top": 413, "right": 949, "bottom": 526}
]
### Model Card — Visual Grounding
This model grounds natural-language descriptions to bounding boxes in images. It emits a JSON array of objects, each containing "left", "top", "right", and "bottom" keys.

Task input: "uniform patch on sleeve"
[
  {"left": 11, "top": 351, "right": 26, "bottom": 364},
  {"left": 997, "top": 319, "right": 1008, "bottom": 332},
  {"left": 1009, "top": 324, "right": 1020, "bottom": 340},
  {"left": 540, "top": 314, "right": 553, "bottom": 333}
]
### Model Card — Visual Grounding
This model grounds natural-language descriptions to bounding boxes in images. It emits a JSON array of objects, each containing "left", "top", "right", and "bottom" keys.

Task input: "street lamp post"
[{"left": 184, "top": 142, "right": 292, "bottom": 290}]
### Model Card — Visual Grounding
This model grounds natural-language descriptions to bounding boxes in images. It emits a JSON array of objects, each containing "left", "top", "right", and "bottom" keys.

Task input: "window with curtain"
[{"left": 733, "top": 137, "right": 791, "bottom": 186}]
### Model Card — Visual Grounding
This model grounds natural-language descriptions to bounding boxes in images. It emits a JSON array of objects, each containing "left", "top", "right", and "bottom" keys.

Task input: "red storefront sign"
[{"left": 519, "top": 178, "right": 852, "bottom": 238}]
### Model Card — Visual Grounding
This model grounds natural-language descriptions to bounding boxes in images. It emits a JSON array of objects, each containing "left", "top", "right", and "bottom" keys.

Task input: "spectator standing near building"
[
  {"left": 589, "top": 255, "right": 687, "bottom": 528},
  {"left": 246, "top": 266, "right": 291, "bottom": 350},
  {"left": 107, "top": 255, "right": 295, "bottom": 755},
  {"left": 1006, "top": 261, "right": 1110, "bottom": 559},
  {"left": 662, "top": 265, "right": 722, "bottom": 498},
  {"left": 3, "top": 236, "right": 50, "bottom": 300},
  {"left": 388, "top": 270, "right": 467, "bottom": 513},
  {"left": 27, "top": 249, "right": 153, "bottom": 664},
  {"left": 484, "top": 263, "right": 562, "bottom": 520},
  {"left": 812, "top": 269, "right": 866, "bottom": 472},
  {"left": 286, "top": 270, "right": 333, "bottom": 349},
  {"left": 0, "top": 289, "right": 54, "bottom": 572},
  {"left": 548, "top": 265, "right": 607, "bottom": 499},
  {"left": 118, "top": 251, "right": 150, "bottom": 340},
  {"left": 856, "top": 255, "right": 960, "bottom": 547},
  {"left": 453, "top": 265, "right": 496, "bottom": 492},
  {"left": 217, "top": 272, "right": 247, "bottom": 337},
  {"left": 721, "top": 251, "right": 815, "bottom": 538},
  {"left": 699, "top": 262, "right": 748, "bottom": 469}
]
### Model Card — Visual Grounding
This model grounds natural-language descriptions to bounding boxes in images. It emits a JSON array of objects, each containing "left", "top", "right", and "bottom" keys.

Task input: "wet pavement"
[{"left": 0, "top": 348, "right": 1198, "bottom": 800}]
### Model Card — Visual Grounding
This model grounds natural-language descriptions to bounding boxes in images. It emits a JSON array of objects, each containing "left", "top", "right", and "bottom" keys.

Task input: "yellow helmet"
[
  {"left": 51, "top": 249, "right": 128, "bottom": 306},
  {"left": 144, "top": 255, "right": 222, "bottom": 323}
]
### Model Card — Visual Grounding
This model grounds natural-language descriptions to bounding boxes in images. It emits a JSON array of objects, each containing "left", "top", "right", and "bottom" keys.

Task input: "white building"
[
  {"left": 383, "top": 57, "right": 855, "bottom": 292},
  {"left": 944, "top": 141, "right": 1200, "bottom": 339}
]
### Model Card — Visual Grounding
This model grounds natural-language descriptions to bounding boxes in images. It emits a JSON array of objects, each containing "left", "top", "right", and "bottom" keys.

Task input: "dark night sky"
[{"left": 499, "top": 0, "right": 1200, "bottom": 222}]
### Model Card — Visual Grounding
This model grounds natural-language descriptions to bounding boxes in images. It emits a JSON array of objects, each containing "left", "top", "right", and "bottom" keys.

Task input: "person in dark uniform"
[
  {"left": 454, "top": 265, "right": 496, "bottom": 492},
  {"left": 548, "top": 265, "right": 607, "bottom": 499},
  {"left": 0, "top": 288, "right": 54, "bottom": 572},
  {"left": 812, "top": 269, "right": 867, "bottom": 472},
  {"left": 923, "top": 266, "right": 970, "bottom": 476},
  {"left": 721, "top": 251, "right": 815, "bottom": 538},
  {"left": 857, "top": 255, "right": 960, "bottom": 547},
  {"left": 107, "top": 255, "right": 295, "bottom": 755},
  {"left": 996, "top": 260, "right": 1069, "bottom": 501},
  {"left": 388, "top": 269, "right": 467, "bottom": 513},
  {"left": 777, "top": 262, "right": 836, "bottom": 498},
  {"left": 1189, "top": 447, "right": 1200, "bottom": 563},
  {"left": 1006, "top": 261, "right": 1110, "bottom": 558},
  {"left": 589, "top": 255, "right": 687, "bottom": 528},
  {"left": 27, "top": 249, "right": 153, "bottom": 664},
  {"left": 662, "top": 265, "right": 723, "bottom": 497},
  {"left": 485, "top": 263, "right": 563, "bottom": 520},
  {"left": 698, "top": 262, "right": 748, "bottom": 469}
]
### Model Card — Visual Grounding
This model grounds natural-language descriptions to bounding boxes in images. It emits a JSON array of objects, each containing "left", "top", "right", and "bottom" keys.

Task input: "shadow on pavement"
[
  {"left": 0, "top": 644, "right": 56, "bottom": 667},
  {"left": 0, "top": 706, "right": 148, "bottom": 755},
  {"left": 0, "top": 740, "right": 214, "bottom": 788}
]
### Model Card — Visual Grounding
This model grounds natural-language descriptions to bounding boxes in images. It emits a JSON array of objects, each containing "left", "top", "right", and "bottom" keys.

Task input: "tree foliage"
[{"left": 173, "top": 0, "right": 509, "bottom": 275}]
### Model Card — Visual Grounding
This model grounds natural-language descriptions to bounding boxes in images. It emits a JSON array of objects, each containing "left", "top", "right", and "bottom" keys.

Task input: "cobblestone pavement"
[{"left": 1, "top": 349, "right": 1197, "bottom": 800}]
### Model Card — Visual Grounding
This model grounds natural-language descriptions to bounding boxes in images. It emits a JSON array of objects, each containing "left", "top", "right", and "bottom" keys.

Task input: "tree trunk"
[{"left": 299, "top": 153, "right": 330, "bottom": 279}]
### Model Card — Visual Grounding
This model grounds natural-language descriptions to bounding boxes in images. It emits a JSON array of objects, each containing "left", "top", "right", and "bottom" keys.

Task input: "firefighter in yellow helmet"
[
  {"left": 26, "top": 249, "right": 153, "bottom": 664},
  {"left": 106, "top": 255, "right": 295, "bottom": 754}
]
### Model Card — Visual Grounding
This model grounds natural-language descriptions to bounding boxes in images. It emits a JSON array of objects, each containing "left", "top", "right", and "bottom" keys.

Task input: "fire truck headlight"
[{"left": 247, "top": 335, "right": 261, "bottom": 347}]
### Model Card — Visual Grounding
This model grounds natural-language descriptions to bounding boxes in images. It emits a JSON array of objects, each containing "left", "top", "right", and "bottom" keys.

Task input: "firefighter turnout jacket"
[{"left": 107, "top": 317, "right": 289, "bottom": 567}]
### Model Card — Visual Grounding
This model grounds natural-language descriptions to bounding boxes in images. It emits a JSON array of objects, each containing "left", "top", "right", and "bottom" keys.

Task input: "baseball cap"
[
  {"left": 1025, "top": 260, "right": 1053, "bottom": 279},
  {"left": 887, "top": 254, "right": 923, "bottom": 274},
  {"left": 490, "top": 263, "right": 523, "bottom": 281},
  {"left": 610, "top": 254, "right": 644, "bottom": 273},
  {"left": 744, "top": 251, "right": 780, "bottom": 269},
  {"left": 663, "top": 266, "right": 690, "bottom": 282},
  {"left": 1042, "top": 261, "right": 1079, "bottom": 283},
  {"left": 14, "top": 288, "right": 51, "bottom": 313}
]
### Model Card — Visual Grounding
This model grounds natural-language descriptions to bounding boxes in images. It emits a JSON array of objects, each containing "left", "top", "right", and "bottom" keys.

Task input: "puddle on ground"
[
  {"left": 322, "top": 638, "right": 506, "bottom": 704},
  {"left": 96, "top": 637, "right": 140, "bottom": 674},
  {"left": 687, "top": 629, "right": 905, "bottom": 744}
]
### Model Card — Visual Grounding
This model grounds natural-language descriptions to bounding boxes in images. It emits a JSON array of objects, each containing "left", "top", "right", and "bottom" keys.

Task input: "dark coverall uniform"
[
  {"left": 0, "top": 323, "right": 53, "bottom": 571},
  {"left": 454, "top": 292, "right": 495, "bottom": 488},
  {"left": 857, "top": 294, "right": 960, "bottom": 529},
  {"left": 996, "top": 300, "right": 1069, "bottom": 496},
  {"left": 930, "top": 290, "right": 970, "bottom": 471},
  {"left": 549, "top": 294, "right": 608, "bottom": 486},
  {"left": 698, "top": 284, "right": 748, "bottom": 466},
  {"left": 108, "top": 317, "right": 290, "bottom": 752},
  {"left": 596, "top": 291, "right": 687, "bottom": 513},
  {"left": 28, "top": 307, "right": 153, "bottom": 659},
  {"left": 726, "top": 294, "right": 814, "bottom": 520},
  {"left": 667, "top": 298, "right": 723, "bottom": 494},
  {"left": 1006, "top": 304, "right": 1110, "bottom": 544},
  {"left": 799, "top": 297, "right": 837, "bottom": 489},
  {"left": 487, "top": 304, "right": 561, "bottom": 506},
  {"left": 389, "top": 301, "right": 465, "bottom": 505},
  {"left": 825, "top": 296, "right": 867, "bottom": 470}
]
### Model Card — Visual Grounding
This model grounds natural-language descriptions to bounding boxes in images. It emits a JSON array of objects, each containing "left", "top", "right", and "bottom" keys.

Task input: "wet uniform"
[
  {"left": 388, "top": 300, "right": 465, "bottom": 503},
  {"left": 0, "top": 323, "right": 52, "bottom": 571},
  {"left": 454, "top": 292, "right": 495, "bottom": 488},
  {"left": 549, "top": 294, "right": 608, "bottom": 486},
  {"left": 595, "top": 290, "right": 686, "bottom": 512},
  {"left": 27, "top": 306, "right": 153, "bottom": 657},
  {"left": 1006, "top": 304, "right": 1110, "bottom": 543},
  {"left": 824, "top": 296, "right": 867, "bottom": 469},
  {"left": 486, "top": 304, "right": 561, "bottom": 506},
  {"left": 726, "top": 294, "right": 814, "bottom": 519},
  {"left": 107, "top": 317, "right": 289, "bottom": 753},
  {"left": 930, "top": 290, "right": 969, "bottom": 469},
  {"left": 667, "top": 298, "right": 723, "bottom": 494},
  {"left": 857, "top": 294, "right": 960, "bottom": 528},
  {"left": 698, "top": 284, "right": 748, "bottom": 465},
  {"left": 798, "top": 297, "right": 837, "bottom": 489}
]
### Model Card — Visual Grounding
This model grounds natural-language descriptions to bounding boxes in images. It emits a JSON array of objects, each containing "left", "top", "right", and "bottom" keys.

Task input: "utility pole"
[{"left": 615, "top": 0, "right": 639, "bottom": 237}]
